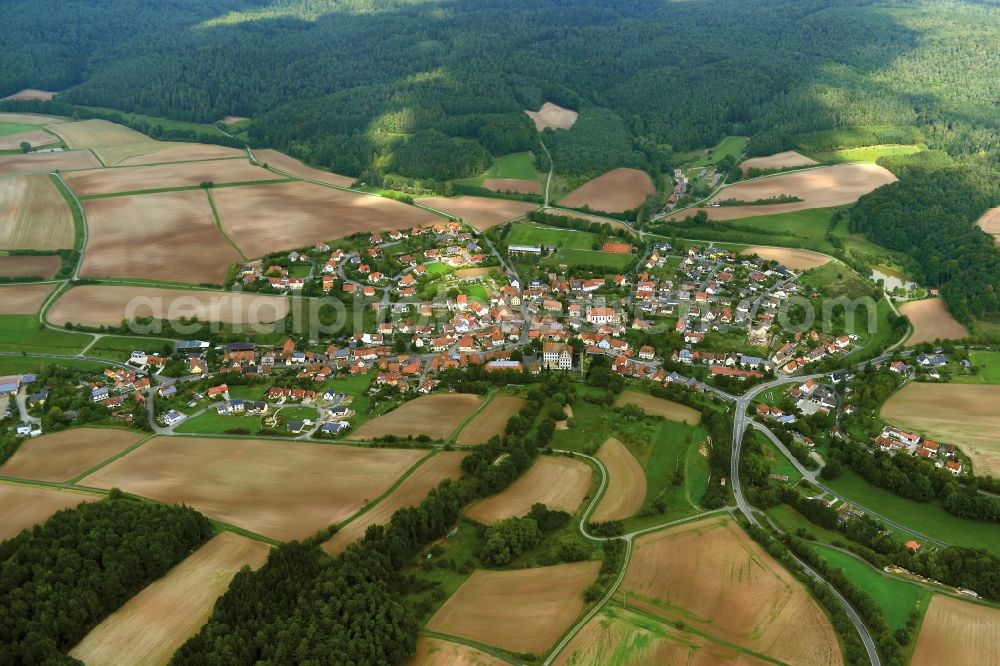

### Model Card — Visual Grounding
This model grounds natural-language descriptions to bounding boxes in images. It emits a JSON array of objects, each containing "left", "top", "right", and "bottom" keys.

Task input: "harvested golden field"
[
  {"left": 881, "top": 383, "right": 1000, "bottom": 477},
  {"left": 0, "top": 112, "right": 67, "bottom": 125},
  {"left": 0, "top": 255, "right": 60, "bottom": 278},
  {"left": 740, "top": 246, "right": 831, "bottom": 270},
  {"left": 352, "top": 394, "right": 482, "bottom": 440},
  {"left": 558, "top": 168, "right": 655, "bottom": 213},
  {"left": 213, "top": 181, "right": 439, "bottom": 258},
  {"left": 481, "top": 178, "right": 541, "bottom": 195},
  {"left": 554, "top": 606, "right": 773, "bottom": 666},
  {"left": 69, "top": 532, "right": 270, "bottom": 666},
  {"left": 525, "top": 102, "right": 579, "bottom": 131},
  {"left": 0, "top": 174, "right": 74, "bottom": 249},
  {"left": 0, "top": 283, "right": 54, "bottom": 314},
  {"left": 466, "top": 455, "right": 592, "bottom": 524},
  {"left": 592, "top": 438, "right": 645, "bottom": 522},
  {"left": 64, "top": 160, "right": 274, "bottom": 196},
  {"left": 740, "top": 150, "right": 817, "bottom": 174},
  {"left": 975, "top": 206, "right": 1000, "bottom": 246},
  {"left": 254, "top": 149, "right": 355, "bottom": 187},
  {"left": 81, "top": 436, "right": 426, "bottom": 540},
  {"left": 672, "top": 163, "right": 896, "bottom": 221},
  {"left": 455, "top": 395, "right": 526, "bottom": 445},
  {"left": 911, "top": 595, "right": 1000, "bottom": 666},
  {"left": 81, "top": 190, "right": 241, "bottom": 284},
  {"left": 48, "top": 119, "right": 179, "bottom": 166},
  {"left": 427, "top": 561, "right": 601, "bottom": 655},
  {"left": 322, "top": 451, "right": 465, "bottom": 556},
  {"left": 0, "top": 129, "right": 59, "bottom": 151},
  {"left": 615, "top": 390, "right": 701, "bottom": 425},
  {"left": 0, "top": 485, "right": 97, "bottom": 540},
  {"left": 900, "top": 298, "right": 968, "bottom": 345},
  {"left": 117, "top": 144, "right": 246, "bottom": 166},
  {"left": 2, "top": 89, "right": 57, "bottom": 101},
  {"left": 47, "top": 285, "right": 288, "bottom": 328},
  {"left": 416, "top": 195, "right": 536, "bottom": 231},
  {"left": 0, "top": 428, "right": 144, "bottom": 482},
  {"left": 0, "top": 150, "right": 102, "bottom": 177},
  {"left": 410, "top": 637, "right": 507, "bottom": 666},
  {"left": 623, "top": 516, "right": 842, "bottom": 666}
]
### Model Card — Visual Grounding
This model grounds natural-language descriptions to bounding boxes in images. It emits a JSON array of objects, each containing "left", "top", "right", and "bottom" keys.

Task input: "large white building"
[{"left": 542, "top": 342, "right": 573, "bottom": 370}]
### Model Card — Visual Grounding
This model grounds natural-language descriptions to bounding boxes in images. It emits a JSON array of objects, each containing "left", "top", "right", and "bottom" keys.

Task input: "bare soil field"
[
  {"left": 0, "top": 255, "right": 60, "bottom": 278},
  {"left": 253, "top": 149, "right": 355, "bottom": 187},
  {"left": 554, "top": 607, "right": 773, "bottom": 666},
  {"left": 615, "top": 390, "right": 701, "bottom": 425},
  {"left": 455, "top": 395, "right": 525, "bottom": 445},
  {"left": 0, "top": 485, "right": 97, "bottom": 540},
  {"left": 0, "top": 150, "right": 101, "bottom": 178},
  {"left": 740, "top": 150, "right": 818, "bottom": 174},
  {"left": 81, "top": 436, "right": 426, "bottom": 540},
  {"left": 118, "top": 144, "right": 247, "bottom": 166},
  {"left": 622, "top": 516, "right": 842, "bottom": 666},
  {"left": 454, "top": 267, "right": 492, "bottom": 279},
  {"left": 740, "top": 246, "right": 831, "bottom": 270},
  {"left": 81, "top": 190, "right": 241, "bottom": 284},
  {"left": 0, "top": 112, "right": 67, "bottom": 125},
  {"left": 466, "top": 455, "right": 592, "bottom": 524},
  {"left": 525, "top": 102, "right": 579, "bottom": 131},
  {"left": 0, "top": 129, "right": 59, "bottom": 151},
  {"left": 410, "top": 637, "right": 507, "bottom": 666},
  {"left": 0, "top": 428, "right": 144, "bottom": 482},
  {"left": 592, "top": 438, "right": 645, "bottom": 522},
  {"left": 911, "top": 595, "right": 1000, "bottom": 666},
  {"left": 213, "top": 181, "right": 439, "bottom": 258},
  {"left": 0, "top": 174, "right": 75, "bottom": 249},
  {"left": 416, "top": 196, "right": 536, "bottom": 231},
  {"left": 481, "top": 178, "right": 541, "bottom": 195},
  {"left": 2, "top": 89, "right": 57, "bottom": 101},
  {"left": 223, "top": 116, "right": 249, "bottom": 125},
  {"left": 69, "top": 532, "right": 270, "bottom": 666},
  {"left": 0, "top": 283, "right": 55, "bottom": 314},
  {"left": 322, "top": 451, "right": 465, "bottom": 556},
  {"left": 881, "top": 383, "right": 1000, "bottom": 477},
  {"left": 352, "top": 394, "right": 482, "bottom": 440},
  {"left": 48, "top": 119, "right": 179, "bottom": 166},
  {"left": 899, "top": 298, "right": 968, "bottom": 345},
  {"left": 426, "top": 561, "right": 601, "bottom": 655},
  {"left": 975, "top": 206, "right": 1000, "bottom": 246},
  {"left": 558, "top": 168, "right": 655, "bottom": 214},
  {"left": 47, "top": 285, "right": 289, "bottom": 328},
  {"left": 671, "top": 163, "right": 896, "bottom": 221},
  {"left": 64, "top": 160, "right": 274, "bottom": 196}
]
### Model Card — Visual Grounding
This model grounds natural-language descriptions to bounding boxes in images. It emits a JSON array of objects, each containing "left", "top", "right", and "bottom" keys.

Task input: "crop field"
[
  {"left": 0, "top": 122, "right": 39, "bottom": 137},
  {"left": 213, "top": 180, "right": 440, "bottom": 258},
  {"left": 740, "top": 246, "right": 831, "bottom": 270},
  {"left": 81, "top": 190, "right": 241, "bottom": 284},
  {"left": 426, "top": 560, "right": 601, "bottom": 655},
  {"left": 0, "top": 314, "right": 90, "bottom": 354},
  {"left": 117, "top": 143, "right": 246, "bottom": 166},
  {"left": 899, "top": 298, "right": 968, "bottom": 344},
  {"left": 525, "top": 102, "right": 579, "bottom": 131},
  {"left": 47, "top": 285, "right": 289, "bottom": 328},
  {"left": 0, "top": 428, "right": 145, "bottom": 482},
  {"left": 592, "top": 438, "right": 645, "bottom": 522},
  {"left": 455, "top": 395, "right": 526, "bottom": 445},
  {"left": 481, "top": 178, "right": 541, "bottom": 195},
  {"left": 0, "top": 150, "right": 102, "bottom": 177},
  {"left": 80, "top": 436, "right": 426, "bottom": 540},
  {"left": 253, "top": 148, "right": 355, "bottom": 187},
  {"left": 47, "top": 119, "right": 180, "bottom": 165},
  {"left": 0, "top": 174, "right": 75, "bottom": 249},
  {"left": 622, "top": 516, "right": 842, "bottom": 666},
  {"left": 0, "top": 283, "right": 55, "bottom": 314},
  {"left": 0, "top": 128, "right": 58, "bottom": 151},
  {"left": 976, "top": 206, "right": 1000, "bottom": 245},
  {"left": 465, "top": 455, "right": 591, "bottom": 524},
  {"left": 0, "top": 112, "right": 67, "bottom": 125},
  {"left": 740, "top": 150, "right": 817, "bottom": 174},
  {"left": 614, "top": 390, "right": 701, "bottom": 425},
  {"left": 321, "top": 451, "right": 466, "bottom": 556},
  {"left": 0, "top": 484, "right": 97, "bottom": 540},
  {"left": 0, "top": 255, "right": 60, "bottom": 278},
  {"left": 557, "top": 168, "right": 654, "bottom": 213},
  {"left": 64, "top": 160, "right": 275, "bottom": 196},
  {"left": 912, "top": 595, "right": 1000, "bottom": 666},
  {"left": 351, "top": 393, "right": 482, "bottom": 440},
  {"left": 417, "top": 196, "right": 536, "bottom": 231},
  {"left": 881, "top": 382, "right": 1000, "bottom": 477},
  {"left": 687, "top": 136, "right": 749, "bottom": 168},
  {"left": 506, "top": 223, "right": 597, "bottom": 249},
  {"left": 410, "top": 637, "right": 506, "bottom": 666},
  {"left": 812, "top": 144, "right": 925, "bottom": 164},
  {"left": 2, "top": 89, "right": 57, "bottom": 101},
  {"left": 68, "top": 532, "right": 270, "bottom": 666}
]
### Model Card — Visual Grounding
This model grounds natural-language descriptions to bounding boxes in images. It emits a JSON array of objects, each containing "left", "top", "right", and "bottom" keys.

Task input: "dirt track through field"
[
  {"left": 416, "top": 196, "right": 536, "bottom": 231},
  {"left": 0, "top": 283, "right": 55, "bottom": 314},
  {"left": 740, "top": 151, "right": 817, "bottom": 174},
  {"left": 740, "top": 246, "right": 831, "bottom": 270},
  {"left": 253, "top": 149, "right": 355, "bottom": 187},
  {"left": 455, "top": 395, "right": 525, "bottom": 445},
  {"left": 592, "top": 438, "right": 645, "bottom": 522},
  {"left": 64, "top": 160, "right": 275, "bottom": 196},
  {"left": 558, "top": 168, "right": 655, "bottom": 213},
  {"left": 1, "top": 428, "right": 144, "bottom": 482},
  {"left": 525, "top": 102, "right": 579, "bottom": 131},
  {"left": 615, "top": 390, "right": 701, "bottom": 425},
  {"left": 0, "top": 174, "right": 75, "bottom": 249},
  {"left": 899, "top": 298, "right": 968, "bottom": 345},
  {"left": 0, "top": 255, "right": 60, "bottom": 278},
  {"left": 911, "top": 595, "right": 1000, "bottom": 666},
  {"left": 69, "top": 532, "right": 270, "bottom": 666},
  {"left": 352, "top": 394, "right": 482, "bottom": 440},
  {"left": 466, "top": 455, "right": 592, "bottom": 524},
  {"left": 0, "top": 485, "right": 97, "bottom": 540},
  {"left": 80, "top": 436, "right": 426, "bottom": 540}
]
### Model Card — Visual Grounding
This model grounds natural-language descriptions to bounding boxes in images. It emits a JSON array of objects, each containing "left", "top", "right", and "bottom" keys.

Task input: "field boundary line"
[
  {"left": 205, "top": 189, "right": 246, "bottom": 260},
  {"left": 103, "top": 155, "right": 246, "bottom": 169},
  {"left": 77, "top": 177, "right": 293, "bottom": 200},
  {"left": 418, "top": 630, "right": 522, "bottom": 665},
  {"left": 448, "top": 390, "right": 495, "bottom": 443},
  {"left": 0, "top": 475, "right": 107, "bottom": 496},
  {"left": 68, "top": 432, "right": 156, "bottom": 484}
]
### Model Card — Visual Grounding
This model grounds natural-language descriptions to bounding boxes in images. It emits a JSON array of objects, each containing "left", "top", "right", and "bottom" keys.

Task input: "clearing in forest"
[
  {"left": 80, "top": 436, "right": 426, "bottom": 540},
  {"left": 47, "top": 119, "right": 180, "bottom": 165},
  {"left": 2, "top": 89, "right": 58, "bottom": 101},
  {"left": 591, "top": 438, "right": 645, "bottom": 522},
  {"left": 63, "top": 159, "right": 274, "bottom": 196},
  {"left": 0, "top": 150, "right": 102, "bottom": 177},
  {"left": 899, "top": 298, "right": 968, "bottom": 345},
  {"left": 0, "top": 283, "right": 54, "bottom": 314},
  {"left": 455, "top": 395, "right": 526, "bottom": 445},
  {"left": 0, "top": 428, "right": 144, "bottom": 482},
  {"left": 465, "top": 455, "right": 592, "bottom": 524},
  {"left": 0, "top": 174, "right": 75, "bottom": 250},
  {"left": 426, "top": 560, "right": 601, "bottom": 655},
  {"left": 911, "top": 595, "right": 1000, "bottom": 666},
  {"left": 975, "top": 206, "right": 1000, "bottom": 246},
  {"left": 740, "top": 246, "right": 831, "bottom": 270},
  {"left": 0, "top": 484, "right": 97, "bottom": 540},
  {"left": 525, "top": 102, "right": 579, "bottom": 131},
  {"left": 615, "top": 390, "right": 701, "bottom": 425},
  {"left": 740, "top": 150, "right": 817, "bottom": 174},
  {"left": 0, "top": 255, "right": 60, "bottom": 279},
  {"left": 558, "top": 168, "right": 654, "bottom": 214},
  {"left": 416, "top": 196, "right": 536, "bottom": 231},
  {"left": 253, "top": 148, "right": 355, "bottom": 187},
  {"left": 351, "top": 394, "right": 482, "bottom": 441}
]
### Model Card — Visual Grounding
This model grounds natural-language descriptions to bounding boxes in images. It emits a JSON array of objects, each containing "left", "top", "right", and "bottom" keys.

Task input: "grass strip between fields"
[
  {"left": 77, "top": 178, "right": 293, "bottom": 200},
  {"left": 68, "top": 433, "right": 156, "bottom": 484},
  {"left": 205, "top": 189, "right": 247, "bottom": 260},
  {"left": 330, "top": 448, "right": 439, "bottom": 530},
  {"left": 448, "top": 390, "right": 496, "bottom": 444}
]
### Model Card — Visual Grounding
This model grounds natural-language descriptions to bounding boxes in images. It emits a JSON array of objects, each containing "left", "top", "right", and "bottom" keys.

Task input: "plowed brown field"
[
  {"left": 740, "top": 151, "right": 817, "bottom": 174},
  {"left": 0, "top": 255, "right": 60, "bottom": 278},
  {"left": 0, "top": 129, "right": 58, "bottom": 151},
  {"left": 466, "top": 455, "right": 591, "bottom": 524},
  {"left": 117, "top": 144, "right": 246, "bottom": 166},
  {"left": 0, "top": 485, "right": 97, "bottom": 540},
  {"left": 558, "top": 168, "right": 654, "bottom": 213},
  {"left": 0, "top": 428, "right": 144, "bottom": 482},
  {"left": 409, "top": 638, "right": 506, "bottom": 666},
  {"left": 976, "top": 206, "right": 1000, "bottom": 246},
  {"left": 352, "top": 394, "right": 482, "bottom": 440},
  {"left": 0, "top": 283, "right": 54, "bottom": 314},
  {"left": 481, "top": 178, "right": 541, "bottom": 195},
  {"left": 64, "top": 160, "right": 274, "bottom": 196},
  {"left": 615, "top": 390, "right": 701, "bottom": 425},
  {"left": 455, "top": 395, "right": 525, "bottom": 445},
  {"left": 416, "top": 196, "right": 536, "bottom": 231},
  {"left": 899, "top": 298, "right": 968, "bottom": 345},
  {"left": 592, "top": 438, "right": 645, "bottom": 522},
  {"left": 740, "top": 246, "right": 831, "bottom": 270},
  {"left": 911, "top": 595, "right": 1000, "bottom": 666},
  {"left": 254, "top": 149, "right": 355, "bottom": 187},
  {"left": 0, "top": 174, "right": 75, "bottom": 249},
  {"left": 0, "top": 150, "right": 101, "bottom": 178}
]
